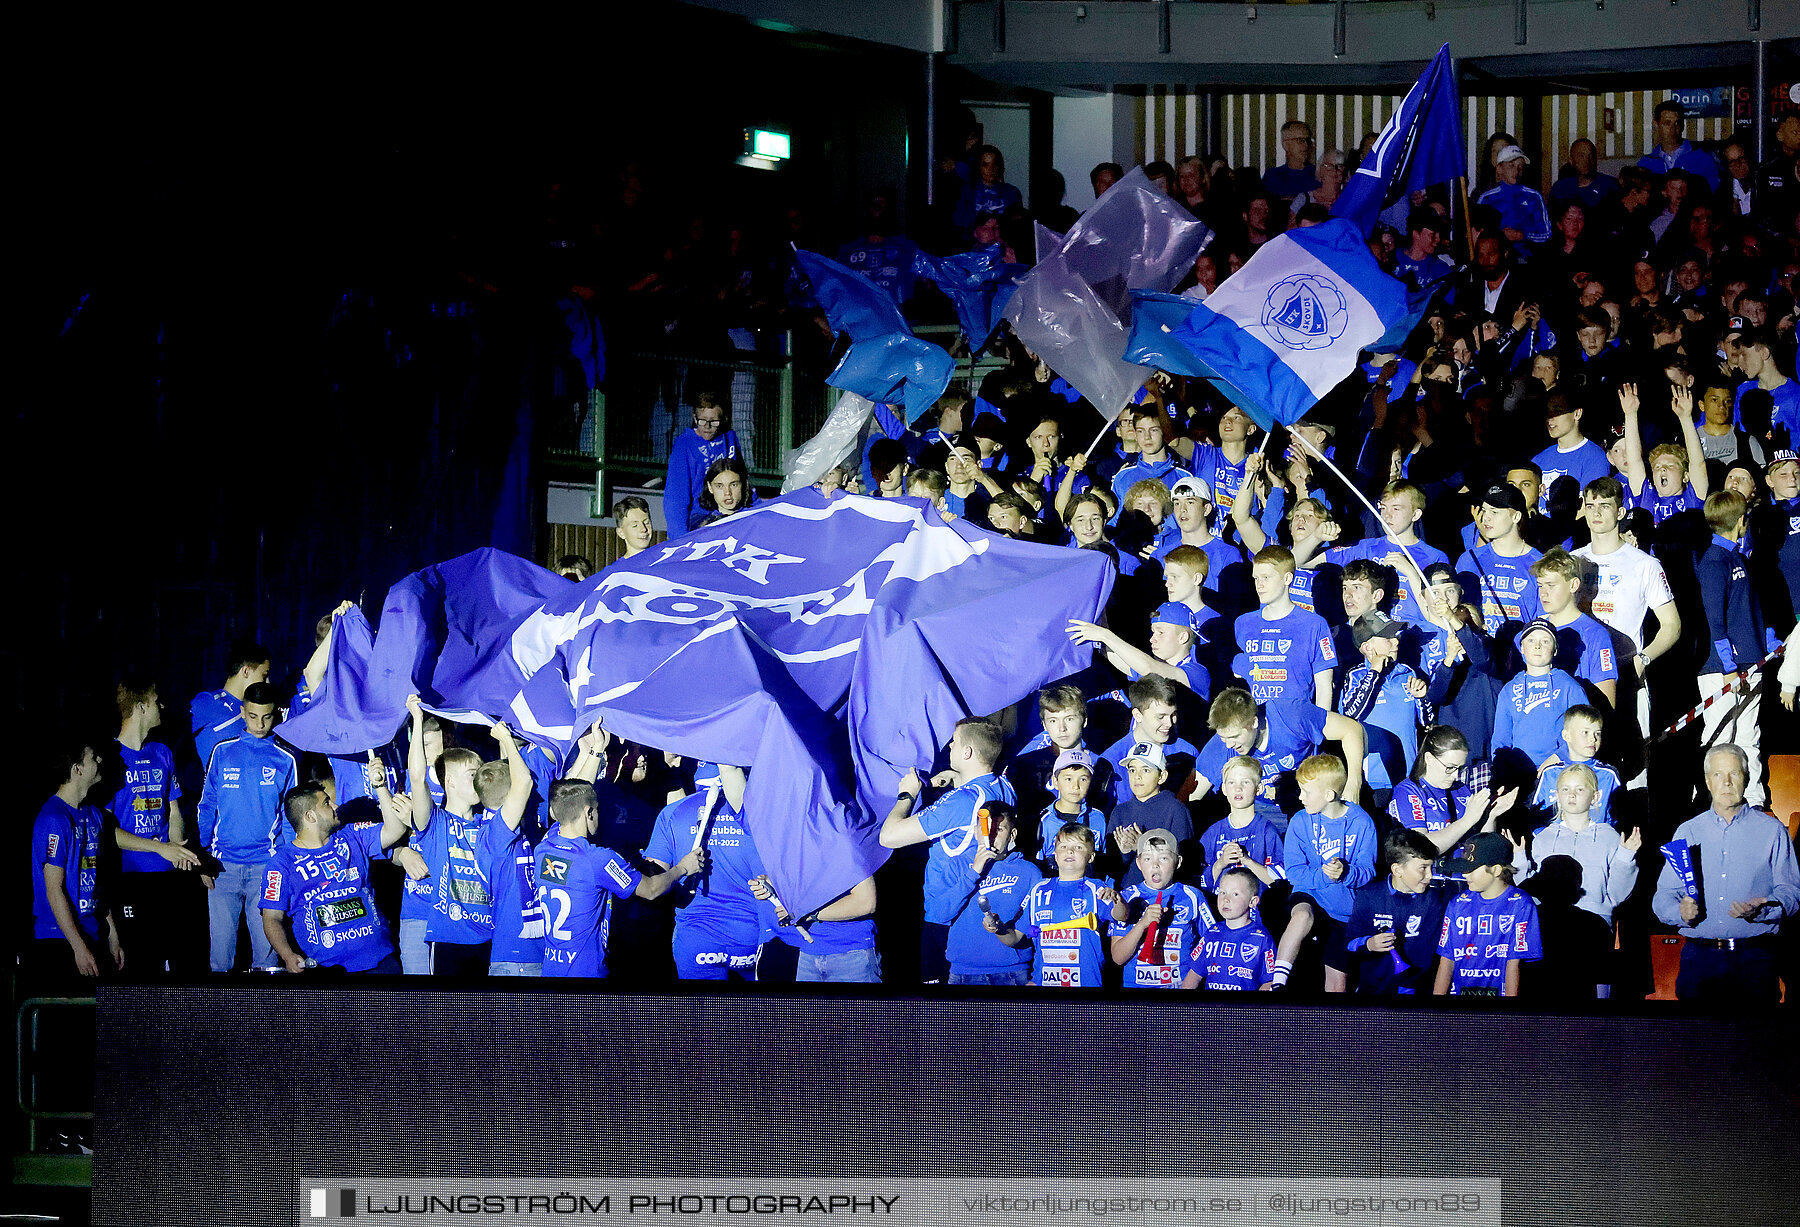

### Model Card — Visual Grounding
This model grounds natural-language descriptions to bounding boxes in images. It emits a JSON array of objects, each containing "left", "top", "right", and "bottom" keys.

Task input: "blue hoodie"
[
  {"left": 196, "top": 734, "right": 298, "bottom": 866},
  {"left": 664, "top": 428, "right": 742, "bottom": 536},
  {"left": 1283, "top": 802, "right": 1377, "bottom": 922}
]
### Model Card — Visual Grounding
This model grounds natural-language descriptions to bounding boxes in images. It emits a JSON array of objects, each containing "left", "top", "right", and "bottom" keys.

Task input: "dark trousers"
[
  {"left": 1675, "top": 942, "right": 1779, "bottom": 1002},
  {"left": 919, "top": 922, "right": 950, "bottom": 984},
  {"left": 429, "top": 940, "right": 493, "bottom": 978},
  {"left": 117, "top": 870, "right": 207, "bottom": 976}
]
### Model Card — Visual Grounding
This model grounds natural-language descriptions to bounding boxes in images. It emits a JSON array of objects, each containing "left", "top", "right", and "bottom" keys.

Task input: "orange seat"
[
  {"left": 1771, "top": 755, "right": 1800, "bottom": 841},
  {"left": 1646, "top": 934, "right": 1684, "bottom": 1000}
]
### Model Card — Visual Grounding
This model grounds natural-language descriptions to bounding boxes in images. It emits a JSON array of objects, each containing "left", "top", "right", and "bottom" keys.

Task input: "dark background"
[{"left": 92, "top": 984, "right": 1800, "bottom": 1226}]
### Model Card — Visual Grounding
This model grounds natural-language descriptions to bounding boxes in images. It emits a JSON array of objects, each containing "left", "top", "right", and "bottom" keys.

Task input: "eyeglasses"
[
  {"left": 1432, "top": 753, "right": 1469, "bottom": 775},
  {"left": 693, "top": 416, "right": 724, "bottom": 427}
]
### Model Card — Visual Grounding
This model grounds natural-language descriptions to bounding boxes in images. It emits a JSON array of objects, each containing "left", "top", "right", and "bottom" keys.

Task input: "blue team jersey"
[
  {"left": 1233, "top": 605, "right": 1336, "bottom": 703},
  {"left": 1110, "top": 882, "right": 1216, "bottom": 989},
  {"left": 644, "top": 789, "right": 767, "bottom": 946},
  {"left": 1195, "top": 700, "right": 1328, "bottom": 795},
  {"left": 1326, "top": 538, "right": 1451, "bottom": 625},
  {"left": 478, "top": 812, "right": 548, "bottom": 964},
  {"left": 1549, "top": 615, "right": 1620, "bottom": 687},
  {"left": 1197, "top": 815, "right": 1286, "bottom": 889},
  {"left": 1021, "top": 877, "right": 1114, "bottom": 988},
  {"left": 190, "top": 688, "right": 244, "bottom": 770},
  {"left": 1035, "top": 803, "right": 1106, "bottom": 869},
  {"left": 1394, "top": 250, "right": 1454, "bottom": 289},
  {"left": 837, "top": 236, "right": 920, "bottom": 304},
  {"left": 1531, "top": 440, "right": 1611, "bottom": 511},
  {"left": 1188, "top": 444, "right": 1246, "bottom": 534},
  {"left": 1633, "top": 482, "right": 1702, "bottom": 525},
  {"left": 32, "top": 798, "right": 102, "bottom": 940},
  {"left": 1437, "top": 887, "right": 1542, "bottom": 993},
  {"left": 911, "top": 774, "right": 1017, "bottom": 926},
  {"left": 1389, "top": 779, "right": 1472, "bottom": 834},
  {"left": 535, "top": 829, "right": 641, "bottom": 978},
  {"left": 1531, "top": 758, "right": 1620, "bottom": 828},
  {"left": 111, "top": 740, "right": 182, "bottom": 874},
  {"left": 1456, "top": 544, "right": 1544, "bottom": 634},
  {"left": 1192, "top": 918, "right": 1277, "bottom": 990},
  {"left": 944, "top": 854, "right": 1041, "bottom": 977},
  {"left": 197, "top": 735, "right": 299, "bottom": 866},
  {"left": 262, "top": 823, "right": 395, "bottom": 972},
  {"left": 417, "top": 805, "right": 495, "bottom": 944},
  {"left": 1474, "top": 182, "right": 1551, "bottom": 244},
  {"left": 1734, "top": 379, "right": 1800, "bottom": 437}
]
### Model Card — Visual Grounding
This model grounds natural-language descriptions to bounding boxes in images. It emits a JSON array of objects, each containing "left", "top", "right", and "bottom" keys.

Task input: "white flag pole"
[{"left": 1289, "top": 428, "right": 1430, "bottom": 600}]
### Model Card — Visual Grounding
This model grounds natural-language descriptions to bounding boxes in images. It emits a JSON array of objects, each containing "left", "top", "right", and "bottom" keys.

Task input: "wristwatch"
[
  {"left": 897, "top": 791, "right": 918, "bottom": 804},
  {"left": 1635, "top": 651, "right": 1650, "bottom": 671}
]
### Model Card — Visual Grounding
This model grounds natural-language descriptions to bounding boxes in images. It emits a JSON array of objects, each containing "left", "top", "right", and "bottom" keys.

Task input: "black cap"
[
  {"left": 1442, "top": 832, "right": 1515, "bottom": 874},
  {"left": 1351, "top": 611, "right": 1406, "bottom": 647},
  {"left": 1480, "top": 483, "right": 1527, "bottom": 514}
]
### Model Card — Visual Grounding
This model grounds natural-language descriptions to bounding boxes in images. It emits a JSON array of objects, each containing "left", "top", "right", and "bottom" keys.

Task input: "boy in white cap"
[
  {"left": 1476, "top": 144, "right": 1550, "bottom": 253},
  {"left": 1104, "top": 741, "right": 1194, "bottom": 891}
]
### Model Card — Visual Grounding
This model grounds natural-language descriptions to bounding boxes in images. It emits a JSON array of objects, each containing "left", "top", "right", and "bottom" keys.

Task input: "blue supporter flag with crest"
[
  {"left": 793, "top": 248, "right": 955, "bottom": 423},
  {"left": 279, "top": 496, "right": 1113, "bottom": 919},
  {"left": 1333, "top": 44, "right": 1466, "bottom": 235},
  {"left": 1125, "top": 219, "right": 1408, "bottom": 429}
]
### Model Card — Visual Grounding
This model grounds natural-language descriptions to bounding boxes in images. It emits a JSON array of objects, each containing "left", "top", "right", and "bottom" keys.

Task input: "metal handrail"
[{"left": 16, "top": 996, "right": 96, "bottom": 1151}]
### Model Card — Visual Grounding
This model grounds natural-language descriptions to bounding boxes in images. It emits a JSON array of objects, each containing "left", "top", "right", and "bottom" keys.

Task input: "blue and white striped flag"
[{"left": 1150, "top": 218, "right": 1408, "bottom": 429}]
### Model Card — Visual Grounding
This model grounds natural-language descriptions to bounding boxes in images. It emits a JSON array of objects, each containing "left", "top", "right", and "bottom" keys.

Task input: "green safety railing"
[
  {"left": 14, "top": 996, "right": 94, "bottom": 1188},
  {"left": 545, "top": 325, "right": 1010, "bottom": 515}
]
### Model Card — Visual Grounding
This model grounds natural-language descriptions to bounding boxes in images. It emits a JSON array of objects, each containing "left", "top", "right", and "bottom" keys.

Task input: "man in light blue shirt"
[{"left": 1652, "top": 745, "right": 1799, "bottom": 1001}]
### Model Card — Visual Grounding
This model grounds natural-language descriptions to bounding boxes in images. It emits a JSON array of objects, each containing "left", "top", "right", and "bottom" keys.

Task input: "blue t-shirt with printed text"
[
  {"left": 1020, "top": 876, "right": 1114, "bottom": 988},
  {"left": 1233, "top": 605, "right": 1336, "bottom": 703},
  {"left": 111, "top": 740, "right": 182, "bottom": 874},
  {"left": 1531, "top": 440, "right": 1611, "bottom": 511},
  {"left": 1456, "top": 544, "right": 1544, "bottom": 637},
  {"left": 1197, "top": 815, "right": 1286, "bottom": 890},
  {"left": 912, "top": 773, "right": 1018, "bottom": 926},
  {"left": 536, "top": 828, "right": 642, "bottom": 978},
  {"left": 644, "top": 789, "right": 767, "bottom": 948},
  {"left": 1195, "top": 700, "right": 1328, "bottom": 795},
  {"left": 1326, "top": 538, "right": 1451, "bottom": 625},
  {"left": 944, "top": 853, "right": 1042, "bottom": 977},
  {"left": 262, "top": 822, "right": 395, "bottom": 972},
  {"left": 478, "top": 811, "right": 548, "bottom": 965},
  {"left": 1436, "top": 886, "right": 1542, "bottom": 993},
  {"left": 1389, "top": 779, "right": 1472, "bottom": 834},
  {"left": 32, "top": 798, "right": 102, "bottom": 940},
  {"left": 1110, "top": 882, "right": 1216, "bottom": 989},
  {"left": 1192, "top": 918, "right": 1277, "bottom": 990},
  {"left": 417, "top": 805, "right": 495, "bottom": 945}
]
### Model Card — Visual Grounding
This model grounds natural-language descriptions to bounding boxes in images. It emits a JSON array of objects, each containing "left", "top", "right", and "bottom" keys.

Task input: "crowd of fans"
[{"left": 28, "top": 104, "right": 1800, "bottom": 1004}]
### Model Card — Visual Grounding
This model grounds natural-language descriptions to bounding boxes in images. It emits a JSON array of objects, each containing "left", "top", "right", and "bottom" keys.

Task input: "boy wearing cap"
[
  {"left": 1476, "top": 145, "right": 1550, "bottom": 251},
  {"left": 1752, "top": 450, "right": 1800, "bottom": 626},
  {"left": 1530, "top": 706, "right": 1620, "bottom": 829},
  {"left": 1280, "top": 754, "right": 1375, "bottom": 992},
  {"left": 1199, "top": 754, "right": 1286, "bottom": 892},
  {"left": 1105, "top": 741, "right": 1195, "bottom": 891},
  {"left": 1434, "top": 832, "right": 1543, "bottom": 996},
  {"left": 1343, "top": 827, "right": 1453, "bottom": 996},
  {"left": 1337, "top": 611, "right": 1426, "bottom": 809},
  {"left": 1109, "top": 828, "right": 1216, "bottom": 989},
  {"left": 1157, "top": 476, "right": 1251, "bottom": 615},
  {"left": 1183, "top": 866, "right": 1278, "bottom": 991},
  {"left": 1191, "top": 688, "right": 1366, "bottom": 835},
  {"left": 1234, "top": 545, "right": 1337, "bottom": 708},
  {"left": 1017, "top": 824, "right": 1126, "bottom": 988},
  {"left": 1493, "top": 617, "right": 1585, "bottom": 774},
  {"left": 945, "top": 812, "right": 1042, "bottom": 986},
  {"left": 1532, "top": 393, "right": 1611, "bottom": 516},
  {"left": 1455, "top": 484, "right": 1544, "bottom": 643},
  {"left": 1033, "top": 749, "right": 1105, "bottom": 872},
  {"left": 1532, "top": 549, "right": 1621, "bottom": 707},
  {"left": 1068, "top": 602, "right": 1210, "bottom": 700}
]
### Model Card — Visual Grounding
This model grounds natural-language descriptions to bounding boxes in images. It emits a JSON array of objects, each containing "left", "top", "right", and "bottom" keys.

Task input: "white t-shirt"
[{"left": 1572, "top": 542, "right": 1673, "bottom": 652}]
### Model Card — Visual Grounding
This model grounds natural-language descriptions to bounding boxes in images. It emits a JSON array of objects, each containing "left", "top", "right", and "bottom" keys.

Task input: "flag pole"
[
  {"left": 1081, "top": 388, "right": 1146, "bottom": 462},
  {"left": 1289, "top": 429, "right": 1430, "bottom": 600},
  {"left": 1457, "top": 176, "right": 1476, "bottom": 263}
]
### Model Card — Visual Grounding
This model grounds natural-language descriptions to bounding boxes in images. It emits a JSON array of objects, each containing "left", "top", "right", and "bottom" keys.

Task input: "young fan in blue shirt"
[
  {"left": 1342, "top": 828, "right": 1453, "bottom": 996},
  {"left": 1192, "top": 688, "right": 1365, "bottom": 835},
  {"left": 1109, "top": 829, "right": 1216, "bottom": 989},
  {"left": 1105, "top": 741, "right": 1195, "bottom": 891},
  {"left": 1198, "top": 755, "right": 1286, "bottom": 892},
  {"left": 189, "top": 639, "right": 271, "bottom": 775},
  {"left": 1097, "top": 676, "right": 1199, "bottom": 809},
  {"left": 262, "top": 779, "right": 414, "bottom": 974},
  {"left": 1032, "top": 749, "right": 1105, "bottom": 874},
  {"left": 946, "top": 813, "right": 1042, "bottom": 987},
  {"left": 664, "top": 395, "right": 742, "bottom": 536},
  {"left": 1016, "top": 825, "right": 1126, "bottom": 988},
  {"left": 403, "top": 695, "right": 495, "bottom": 977},
  {"left": 645, "top": 763, "right": 767, "bottom": 980},
  {"left": 29, "top": 742, "right": 121, "bottom": 981},
  {"left": 1529, "top": 707, "right": 1619, "bottom": 829},
  {"left": 1390, "top": 726, "right": 1518, "bottom": 852},
  {"left": 1493, "top": 619, "right": 1585, "bottom": 774},
  {"left": 1067, "top": 601, "right": 1210, "bottom": 703},
  {"left": 1182, "top": 867, "right": 1277, "bottom": 991},
  {"left": 1532, "top": 550, "right": 1621, "bottom": 708},
  {"left": 1434, "top": 833, "right": 1543, "bottom": 997},
  {"left": 474, "top": 724, "right": 549, "bottom": 975},
  {"left": 109, "top": 678, "right": 201, "bottom": 974},
  {"left": 1234, "top": 545, "right": 1337, "bottom": 707},
  {"left": 1280, "top": 754, "right": 1377, "bottom": 993}
]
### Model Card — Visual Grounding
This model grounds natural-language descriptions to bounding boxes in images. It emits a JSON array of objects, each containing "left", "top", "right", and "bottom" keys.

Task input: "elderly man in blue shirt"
[{"left": 1652, "top": 744, "right": 1800, "bottom": 1002}]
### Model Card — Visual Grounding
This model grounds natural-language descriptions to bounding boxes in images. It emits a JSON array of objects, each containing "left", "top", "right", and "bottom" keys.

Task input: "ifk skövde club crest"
[{"left": 1260, "top": 273, "right": 1349, "bottom": 351}]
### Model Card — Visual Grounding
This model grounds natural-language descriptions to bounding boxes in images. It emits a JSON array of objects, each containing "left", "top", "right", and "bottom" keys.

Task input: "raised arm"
[
  {"left": 491, "top": 724, "right": 534, "bottom": 832},
  {"left": 1618, "top": 384, "right": 1648, "bottom": 495},
  {"left": 405, "top": 694, "right": 432, "bottom": 831},
  {"left": 1066, "top": 620, "right": 1191, "bottom": 689},
  {"left": 302, "top": 599, "right": 355, "bottom": 697},
  {"left": 1671, "top": 385, "right": 1708, "bottom": 498},
  {"left": 1232, "top": 451, "right": 1272, "bottom": 552},
  {"left": 878, "top": 769, "right": 931, "bottom": 848}
]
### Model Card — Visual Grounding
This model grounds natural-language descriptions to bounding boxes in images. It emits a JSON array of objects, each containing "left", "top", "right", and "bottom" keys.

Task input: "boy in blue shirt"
[
  {"left": 1067, "top": 602, "right": 1210, "bottom": 701},
  {"left": 1032, "top": 749, "right": 1104, "bottom": 873},
  {"left": 189, "top": 639, "right": 270, "bottom": 774},
  {"left": 1493, "top": 619, "right": 1585, "bottom": 776},
  {"left": 1337, "top": 612, "right": 1425, "bottom": 810},
  {"left": 474, "top": 724, "right": 547, "bottom": 975},
  {"left": 1191, "top": 688, "right": 1366, "bottom": 835},
  {"left": 1532, "top": 549, "right": 1621, "bottom": 709},
  {"left": 880, "top": 717, "right": 1016, "bottom": 983},
  {"left": 664, "top": 393, "right": 741, "bottom": 535},
  {"left": 1109, "top": 828, "right": 1216, "bottom": 989},
  {"left": 539, "top": 775, "right": 700, "bottom": 979},
  {"left": 946, "top": 811, "right": 1041, "bottom": 986},
  {"left": 645, "top": 763, "right": 767, "bottom": 980},
  {"left": 197, "top": 681, "right": 298, "bottom": 973},
  {"left": 1475, "top": 145, "right": 1551, "bottom": 253},
  {"left": 262, "top": 780, "right": 414, "bottom": 974},
  {"left": 1005, "top": 685, "right": 1111, "bottom": 823},
  {"left": 109, "top": 677, "right": 201, "bottom": 975},
  {"left": 29, "top": 742, "right": 121, "bottom": 981},
  {"left": 1454, "top": 484, "right": 1543, "bottom": 644},
  {"left": 1316, "top": 482, "right": 1448, "bottom": 625},
  {"left": 1017, "top": 824, "right": 1126, "bottom": 988},
  {"left": 1280, "top": 754, "right": 1377, "bottom": 993},
  {"left": 1530, "top": 706, "right": 1620, "bottom": 829},
  {"left": 1342, "top": 829, "right": 1452, "bottom": 996},
  {"left": 403, "top": 695, "right": 493, "bottom": 977},
  {"left": 1199, "top": 755, "right": 1286, "bottom": 892},
  {"left": 1234, "top": 545, "right": 1337, "bottom": 707},
  {"left": 1098, "top": 676, "right": 1199, "bottom": 808},
  {"left": 1434, "top": 832, "right": 1543, "bottom": 997},
  {"left": 1532, "top": 392, "right": 1611, "bottom": 516},
  {"left": 1182, "top": 867, "right": 1277, "bottom": 991}
]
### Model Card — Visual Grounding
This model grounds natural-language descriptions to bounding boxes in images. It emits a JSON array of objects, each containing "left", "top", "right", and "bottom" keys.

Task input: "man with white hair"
[{"left": 1651, "top": 745, "right": 1799, "bottom": 1001}]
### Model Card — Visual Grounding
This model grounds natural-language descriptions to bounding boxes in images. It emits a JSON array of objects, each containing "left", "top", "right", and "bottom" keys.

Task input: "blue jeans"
[
  {"left": 949, "top": 968, "right": 1030, "bottom": 986},
  {"left": 489, "top": 960, "right": 542, "bottom": 977},
  {"left": 398, "top": 918, "right": 429, "bottom": 975},
  {"left": 796, "top": 947, "right": 882, "bottom": 983},
  {"left": 207, "top": 860, "right": 275, "bottom": 973}
]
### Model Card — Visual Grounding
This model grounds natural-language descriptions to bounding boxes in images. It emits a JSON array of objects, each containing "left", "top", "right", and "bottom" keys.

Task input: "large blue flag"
[
  {"left": 912, "top": 246, "right": 1026, "bottom": 356},
  {"left": 1126, "top": 219, "right": 1409, "bottom": 430},
  {"left": 280, "top": 494, "right": 1113, "bottom": 919},
  {"left": 793, "top": 248, "right": 954, "bottom": 423},
  {"left": 1333, "top": 44, "right": 1465, "bottom": 235}
]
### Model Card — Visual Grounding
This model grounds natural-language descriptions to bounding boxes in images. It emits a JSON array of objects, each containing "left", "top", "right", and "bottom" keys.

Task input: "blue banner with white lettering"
[
  {"left": 1332, "top": 44, "right": 1465, "bottom": 235},
  {"left": 280, "top": 494, "right": 1113, "bottom": 918},
  {"left": 794, "top": 248, "right": 955, "bottom": 423}
]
